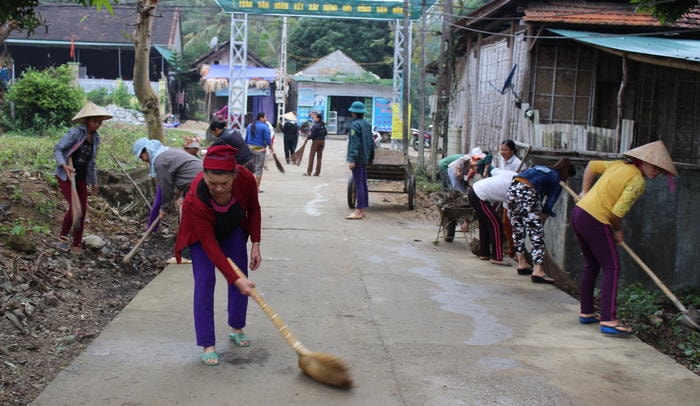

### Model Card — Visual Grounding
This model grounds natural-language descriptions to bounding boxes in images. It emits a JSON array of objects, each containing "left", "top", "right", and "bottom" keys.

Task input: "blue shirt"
[
  {"left": 519, "top": 165, "right": 562, "bottom": 217},
  {"left": 245, "top": 120, "right": 272, "bottom": 148}
]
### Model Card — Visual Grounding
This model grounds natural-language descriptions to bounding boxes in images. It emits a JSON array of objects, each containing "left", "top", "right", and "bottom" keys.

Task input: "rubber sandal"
[
  {"left": 517, "top": 267, "right": 533, "bottom": 275},
  {"left": 229, "top": 332, "right": 250, "bottom": 347},
  {"left": 478, "top": 256, "right": 490, "bottom": 261},
  {"left": 201, "top": 351, "right": 220, "bottom": 366},
  {"left": 531, "top": 275, "right": 555, "bottom": 284},
  {"left": 579, "top": 314, "right": 600, "bottom": 324},
  {"left": 56, "top": 241, "right": 71, "bottom": 253},
  {"left": 345, "top": 214, "right": 363, "bottom": 220},
  {"left": 489, "top": 260, "right": 510, "bottom": 267},
  {"left": 600, "top": 324, "right": 632, "bottom": 337}
]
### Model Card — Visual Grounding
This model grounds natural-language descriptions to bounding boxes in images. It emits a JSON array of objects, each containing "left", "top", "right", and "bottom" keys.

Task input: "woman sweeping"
[
  {"left": 571, "top": 141, "right": 677, "bottom": 337},
  {"left": 53, "top": 102, "right": 112, "bottom": 254},
  {"left": 507, "top": 158, "right": 576, "bottom": 283},
  {"left": 174, "top": 144, "right": 261, "bottom": 366}
]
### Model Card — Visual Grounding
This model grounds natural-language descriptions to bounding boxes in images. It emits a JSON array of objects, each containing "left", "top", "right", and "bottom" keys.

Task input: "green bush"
[
  {"left": 3, "top": 65, "right": 84, "bottom": 132},
  {"left": 86, "top": 87, "right": 111, "bottom": 106},
  {"left": 112, "top": 79, "right": 131, "bottom": 109}
]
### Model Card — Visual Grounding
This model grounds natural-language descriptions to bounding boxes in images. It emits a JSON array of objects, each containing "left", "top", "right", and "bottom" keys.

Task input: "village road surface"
[{"left": 32, "top": 137, "right": 699, "bottom": 405}]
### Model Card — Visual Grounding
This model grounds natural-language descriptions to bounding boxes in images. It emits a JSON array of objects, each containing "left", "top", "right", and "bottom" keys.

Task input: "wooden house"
[{"left": 441, "top": 0, "right": 700, "bottom": 289}]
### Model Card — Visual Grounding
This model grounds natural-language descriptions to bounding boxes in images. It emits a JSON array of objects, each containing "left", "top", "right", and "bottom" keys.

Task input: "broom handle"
[
  {"left": 559, "top": 181, "right": 689, "bottom": 313},
  {"left": 227, "top": 258, "right": 310, "bottom": 355}
]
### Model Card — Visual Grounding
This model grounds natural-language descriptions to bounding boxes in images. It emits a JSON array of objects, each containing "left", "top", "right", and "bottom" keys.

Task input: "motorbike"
[
  {"left": 372, "top": 127, "right": 382, "bottom": 148},
  {"left": 410, "top": 127, "right": 432, "bottom": 151}
]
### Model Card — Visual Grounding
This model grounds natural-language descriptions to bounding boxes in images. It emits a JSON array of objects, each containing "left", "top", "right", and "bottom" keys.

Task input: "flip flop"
[
  {"left": 489, "top": 260, "right": 510, "bottom": 267},
  {"left": 600, "top": 324, "right": 632, "bottom": 337},
  {"left": 345, "top": 214, "right": 363, "bottom": 220},
  {"left": 531, "top": 274, "right": 555, "bottom": 284},
  {"left": 229, "top": 332, "right": 251, "bottom": 347},
  {"left": 517, "top": 267, "right": 533, "bottom": 275},
  {"left": 201, "top": 351, "right": 220, "bottom": 366},
  {"left": 579, "top": 314, "right": 600, "bottom": 324}
]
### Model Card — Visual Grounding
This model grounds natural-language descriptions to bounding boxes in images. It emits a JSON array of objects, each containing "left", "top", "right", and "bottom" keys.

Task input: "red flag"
[{"left": 69, "top": 36, "right": 75, "bottom": 58}]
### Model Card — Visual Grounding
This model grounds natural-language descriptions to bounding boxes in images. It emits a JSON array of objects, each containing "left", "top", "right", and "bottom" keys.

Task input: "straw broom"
[
  {"left": 67, "top": 157, "right": 82, "bottom": 233},
  {"left": 290, "top": 139, "right": 308, "bottom": 166},
  {"left": 226, "top": 258, "right": 353, "bottom": 388},
  {"left": 272, "top": 152, "right": 285, "bottom": 173}
]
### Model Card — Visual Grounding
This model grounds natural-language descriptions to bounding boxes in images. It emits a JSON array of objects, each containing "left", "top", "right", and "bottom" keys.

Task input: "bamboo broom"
[
  {"left": 226, "top": 258, "right": 353, "bottom": 388},
  {"left": 67, "top": 157, "right": 82, "bottom": 233},
  {"left": 290, "top": 139, "right": 308, "bottom": 166}
]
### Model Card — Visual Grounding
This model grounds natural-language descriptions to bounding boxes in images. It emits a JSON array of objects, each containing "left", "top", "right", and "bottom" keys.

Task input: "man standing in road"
[
  {"left": 345, "top": 101, "right": 375, "bottom": 220},
  {"left": 245, "top": 112, "right": 274, "bottom": 192}
]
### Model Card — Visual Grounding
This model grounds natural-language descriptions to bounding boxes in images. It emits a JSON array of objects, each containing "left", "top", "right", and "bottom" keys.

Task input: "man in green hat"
[{"left": 345, "top": 101, "right": 375, "bottom": 219}]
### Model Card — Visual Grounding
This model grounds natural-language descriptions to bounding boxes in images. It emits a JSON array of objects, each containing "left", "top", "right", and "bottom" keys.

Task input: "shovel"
[{"left": 560, "top": 181, "right": 700, "bottom": 330}]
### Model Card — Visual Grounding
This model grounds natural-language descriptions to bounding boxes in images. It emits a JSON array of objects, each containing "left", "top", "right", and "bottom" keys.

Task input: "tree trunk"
[
  {"left": 0, "top": 22, "right": 18, "bottom": 106},
  {"left": 133, "top": 0, "right": 163, "bottom": 141}
]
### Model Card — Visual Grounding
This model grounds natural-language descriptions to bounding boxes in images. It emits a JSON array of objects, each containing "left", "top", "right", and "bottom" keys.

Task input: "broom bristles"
[
  {"left": 272, "top": 152, "right": 285, "bottom": 173},
  {"left": 298, "top": 351, "right": 353, "bottom": 389},
  {"left": 69, "top": 177, "right": 82, "bottom": 232}
]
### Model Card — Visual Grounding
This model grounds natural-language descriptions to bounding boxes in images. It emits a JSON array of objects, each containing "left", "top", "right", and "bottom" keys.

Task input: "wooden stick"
[
  {"left": 226, "top": 258, "right": 308, "bottom": 355},
  {"left": 110, "top": 152, "right": 152, "bottom": 210},
  {"left": 122, "top": 217, "right": 160, "bottom": 263}
]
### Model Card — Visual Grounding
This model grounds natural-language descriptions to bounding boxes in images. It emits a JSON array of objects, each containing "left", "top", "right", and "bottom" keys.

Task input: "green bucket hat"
[{"left": 348, "top": 101, "right": 366, "bottom": 113}]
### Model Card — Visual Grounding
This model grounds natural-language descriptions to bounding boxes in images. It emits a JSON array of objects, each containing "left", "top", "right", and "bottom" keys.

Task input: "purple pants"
[
  {"left": 190, "top": 227, "right": 249, "bottom": 348},
  {"left": 571, "top": 206, "right": 621, "bottom": 322},
  {"left": 352, "top": 164, "right": 369, "bottom": 209}
]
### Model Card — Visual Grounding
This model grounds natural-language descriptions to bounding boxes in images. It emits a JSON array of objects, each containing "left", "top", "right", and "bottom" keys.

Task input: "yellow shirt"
[{"left": 576, "top": 160, "right": 645, "bottom": 224}]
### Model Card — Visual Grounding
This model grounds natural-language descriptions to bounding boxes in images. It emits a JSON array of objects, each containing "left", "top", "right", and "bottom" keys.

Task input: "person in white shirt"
[{"left": 468, "top": 169, "right": 517, "bottom": 266}]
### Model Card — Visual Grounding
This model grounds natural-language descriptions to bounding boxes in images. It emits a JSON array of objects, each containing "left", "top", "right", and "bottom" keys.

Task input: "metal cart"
[{"left": 347, "top": 149, "right": 416, "bottom": 210}]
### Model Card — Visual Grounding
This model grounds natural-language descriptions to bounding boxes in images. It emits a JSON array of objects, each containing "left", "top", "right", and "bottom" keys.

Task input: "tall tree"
[
  {"left": 133, "top": 0, "right": 163, "bottom": 141},
  {"left": 289, "top": 19, "right": 394, "bottom": 78}
]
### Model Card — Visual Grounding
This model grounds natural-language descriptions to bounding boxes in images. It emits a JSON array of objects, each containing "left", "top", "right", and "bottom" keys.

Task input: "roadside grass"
[
  {"left": 618, "top": 283, "right": 700, "bottom": 373},
  {"left": 0, "top": 122, "right": 196, "bottom": 182}
]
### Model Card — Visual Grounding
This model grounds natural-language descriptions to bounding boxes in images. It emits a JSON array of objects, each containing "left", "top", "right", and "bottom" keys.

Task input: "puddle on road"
[
  {"left": 304, "top": 183, "right": 330, "bottom": 216},
  {"left": 386, "top": 240, "right": 513, "bottom": 346}
]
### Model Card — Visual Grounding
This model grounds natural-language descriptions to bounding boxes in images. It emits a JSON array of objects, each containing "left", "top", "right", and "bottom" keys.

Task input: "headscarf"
[{"left": 132, "top": 137, "right": 170, "bottom": 178}]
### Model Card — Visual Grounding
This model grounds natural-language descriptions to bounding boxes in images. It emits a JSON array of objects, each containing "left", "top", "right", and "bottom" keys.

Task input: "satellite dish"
[
  {"left": 500, "top": 64, "right": 517, "bottom": 95},
  {"left": 209, "top": 36, "right": 219, "bottom": 49}
]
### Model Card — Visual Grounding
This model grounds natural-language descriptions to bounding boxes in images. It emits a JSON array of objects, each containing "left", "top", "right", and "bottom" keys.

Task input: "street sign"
[{"left": 215, "top": 0, "right": 426, "bottom": 20}]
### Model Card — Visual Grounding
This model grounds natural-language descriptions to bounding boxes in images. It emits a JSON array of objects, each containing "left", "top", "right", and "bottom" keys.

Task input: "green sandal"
[
  {"left": 200, "top": 351, "right": 220, "bottom": 366},
  {"left": 229, "top": 332, "right": 250, "bottom": 347}
]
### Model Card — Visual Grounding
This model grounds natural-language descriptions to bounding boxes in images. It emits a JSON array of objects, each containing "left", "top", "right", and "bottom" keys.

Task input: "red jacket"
[{"left": 174, "top": 167, "right": 261, "bottom": 284}]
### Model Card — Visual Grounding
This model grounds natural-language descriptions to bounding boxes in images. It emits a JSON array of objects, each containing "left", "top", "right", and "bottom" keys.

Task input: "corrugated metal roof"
[
  {"left": 7, "top": 5, "right": 179, "bottom": 46},
  {"left": 524, "top": 1, "right": 700, "bottom": 28},
  {"left": 550, "top": 29, "right": 700, "bottom": 62}
]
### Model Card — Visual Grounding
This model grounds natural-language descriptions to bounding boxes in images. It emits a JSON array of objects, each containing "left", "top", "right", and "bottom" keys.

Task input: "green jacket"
[{"left": 346, "top": 118, "right": 375, "bottom": 165}]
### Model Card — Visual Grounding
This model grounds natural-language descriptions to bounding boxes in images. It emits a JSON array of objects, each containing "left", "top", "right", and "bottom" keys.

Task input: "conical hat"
[
  {"left": 622, "top": 140, "right": 677, "bottom": 176},
  {"left": 71, "top": 102, "right": 113, "bottom": 123},
  {"left": 282, "top": 111, "right": 297, "bottom": 121}
]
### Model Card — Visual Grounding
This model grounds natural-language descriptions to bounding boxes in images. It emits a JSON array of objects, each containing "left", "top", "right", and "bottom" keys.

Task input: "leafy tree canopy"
[
  {"left": 289, "top": 19, "right": 394, "bottom": 78},
  {"left": 631, "top": 0, "right": 699, "bottom": 23}
]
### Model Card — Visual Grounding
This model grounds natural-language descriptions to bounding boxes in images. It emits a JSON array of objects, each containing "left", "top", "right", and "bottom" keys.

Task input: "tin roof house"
[
  {"left": 291, "top": 50, "right": 394, "bottom": 135},
  {"left": 5, "top": 4, "right": 182, "bottom": 95}
]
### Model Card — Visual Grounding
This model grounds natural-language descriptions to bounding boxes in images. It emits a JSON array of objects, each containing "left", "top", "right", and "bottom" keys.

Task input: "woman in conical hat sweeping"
[
  {"left": 571, "top": 141, "right": 678, "bottom": 337},
  {"left": 53, "top": 102, "right": 112, "bottom": 254}
]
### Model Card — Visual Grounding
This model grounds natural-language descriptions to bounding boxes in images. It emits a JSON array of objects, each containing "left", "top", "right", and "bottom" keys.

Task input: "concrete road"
[{"left": 32, "top": 138, "right": 699, "bottom": 405}]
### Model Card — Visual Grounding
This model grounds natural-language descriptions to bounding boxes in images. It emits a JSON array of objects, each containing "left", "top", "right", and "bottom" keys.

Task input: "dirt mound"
[
  {"left": 0, "top": 170, "right": 173, "bottom": 406},
  {"left": 178, "top": 120, "right": 209, "bottom": 132}
]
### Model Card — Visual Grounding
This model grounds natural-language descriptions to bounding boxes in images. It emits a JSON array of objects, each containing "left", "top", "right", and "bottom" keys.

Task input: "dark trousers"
[
  {"left": 468, "top": 188, "right": 504, "bottom": 261},
  {"left": 352, "top": 164, "right": 369, "bottom": 209},
  {"left": 283, "top": 135, "right": 298, "bottom": 162},
  {"left": 571, "top": 206, "right": 621, "bottom": 322},
  {"left": 306, "top": 139, "right": 325, "bottom": 175},
  {"left": 57, "top": 176, "right": 88, "bottom": 247},
  {"left": 190, "top": 227, "right": 249, "bottom": 348}
]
